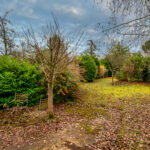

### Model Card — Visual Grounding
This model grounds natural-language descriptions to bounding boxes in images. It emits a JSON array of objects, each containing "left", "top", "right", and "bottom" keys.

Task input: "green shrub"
[
  {"left": 117, "top": 53, "right": 146, "bottom": 82},
  {"left": 92, "top": 56, "right": 100, "bottom": 79},
  {"left": 143, "top": 57, "right": 150, "bottom": 82},
  {"left": 53, "top": 70, "right": 79, "bottom": 104},
  {"left": 0, "top": 56, "right": 45, "bottom": 108},
  {"left": 80, "top": 55, "right": 97, "bottom": 82},
  {"left": 130, "top": 53, "right": 146, "bottom": 81},
  {"left": 100, "top": 58, "right": 112, "bottom": 77},
  {"left": 116, "top": 70, "right": 126, "bottom": 81},
  {"left": 116, "top": 56, "right": 134, "bottom": 81}
]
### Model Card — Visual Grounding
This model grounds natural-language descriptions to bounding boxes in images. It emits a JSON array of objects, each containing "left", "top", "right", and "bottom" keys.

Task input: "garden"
[
  {"left": 0, "top": 44, "right": 150, "bottom": 149},
  {"left": 1, "top": 1, "right": 150, "bottom": 149}
]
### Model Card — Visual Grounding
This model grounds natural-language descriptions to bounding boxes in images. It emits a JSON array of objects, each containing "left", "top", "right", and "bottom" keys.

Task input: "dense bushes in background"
[
  {"left": 100, "top": 58, "right": 112, "bottom": 77},
  {"left": 80, "top": 55, "right": 97, "bottom": 82},
  {"left": 116, "top": 53, "right": 149, "bottom": 81},
  {"left": 92, "top": 56, "right": 101, "bottom": 79},
  {"left": 130, "top": 53, "right": 146, "bottom": 81},
  {"left": 0, "top": 56, "right": 45, "bottom": 108},
  {"left": 74, "top": 55, "right": 101, "bottom": 81},
  {"left": 101, "top": 49, "right": 150, "bottom": 82},
  {"left": 99, "top": 65, "right": 107, "bottom": 78},
  {"left": 143, "top": 57, "right": 150, "bottom": 81}
]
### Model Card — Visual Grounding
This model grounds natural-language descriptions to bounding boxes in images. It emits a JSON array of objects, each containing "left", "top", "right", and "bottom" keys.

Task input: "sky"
[
  {"left": 0, "top": 0, "right": 141, "bottom": 54},
  {"left": 0, "top": 0, "right": 114, "bottom": 52}
]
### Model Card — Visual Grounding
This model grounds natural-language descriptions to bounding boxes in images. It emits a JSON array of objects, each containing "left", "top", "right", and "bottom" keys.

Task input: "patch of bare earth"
[
  {"left": 0, "top": 105, "right": 78, "bottom": 150},
  {"left": 85, "top": 102, "right": 150, "bottom": 149},
  {"left": 7, "top": 122, "right": 96, "bottom": 150}
]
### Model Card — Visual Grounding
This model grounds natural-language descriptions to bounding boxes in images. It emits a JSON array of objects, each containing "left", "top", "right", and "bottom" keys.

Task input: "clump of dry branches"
[
  {"left": 0, "top": 10, "right": 16, "bottom": 55},
  {"left": 24, "top": 17, "right": 82, "bottom": 113}
]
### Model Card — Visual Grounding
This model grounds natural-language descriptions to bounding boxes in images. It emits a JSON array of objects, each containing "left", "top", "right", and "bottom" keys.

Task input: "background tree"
[
  {"left": 91, "top": 55, "right": 101, "bottom": 79},
  {"left": 100, "top": 58, "right": 112, "bottom": 77},
  {"left": 116, "top": 56, "right": 134, "bottom": 82},
  {"left": 0, "top": 10, "right": 16, "bottom": 55},
  {"left": 142, "top": 40, "right": 150, "bottom": 56},
  {"left": 143, "top": 57, "right": 150, "bottom": 81},
  {"left": 105, "top": 42, "right": 129, "bottom": 84},
  {"left": 130, "top": 53, "right": 146, "bottom": 81},
  {"left": 80, "top": 54, "right": 97, "bottom": 82},
  {"left": 122, "top": 58, "right": 135, "bottom": 82},
  {"left": 99, "top": 65, "right": 107, "bottom": 78},
  {"left": 86, "top": 40, "right": 97, "bottom": 56},
  {"left": 117, "top": 52, "right": 146, "bottom": 81}
]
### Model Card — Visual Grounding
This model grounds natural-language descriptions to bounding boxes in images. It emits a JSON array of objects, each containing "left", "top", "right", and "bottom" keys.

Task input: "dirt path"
[
  {"left": 7, "top": 122, "right": 96, "bottom": 150},
  {"left": 2, "top": 78, "right": 150, "bottom": 150}
]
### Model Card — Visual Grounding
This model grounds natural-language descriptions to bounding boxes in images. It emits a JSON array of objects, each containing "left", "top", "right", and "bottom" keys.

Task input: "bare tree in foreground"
[
  {"left": 0, "top": 10, "right": 16, "bottom": 55},
  {"left": 25, "top": 20, "right": 81, "bottom": 113}
]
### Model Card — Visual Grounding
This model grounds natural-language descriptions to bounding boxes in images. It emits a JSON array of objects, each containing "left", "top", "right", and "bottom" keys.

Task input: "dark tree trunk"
[
  {"left": 48, "top": 82, "right": 53, "bottom": 113},
  {"left": 112, "top": 72, "right": 114, "bottom": 85},
  {"left": 127, "top": 72, "right": 129, "bottom": 82}
]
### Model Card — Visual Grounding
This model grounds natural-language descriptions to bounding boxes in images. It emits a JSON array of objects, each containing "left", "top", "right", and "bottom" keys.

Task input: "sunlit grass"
[
  {"left": 82, "top": 78, "right": 150, "bottom": 98},
  {"left": 81, "top": 78, "right": 150, "bottom": 105},
  {"left": 66, "top": 78, "right": 150, "bottom": 119}
]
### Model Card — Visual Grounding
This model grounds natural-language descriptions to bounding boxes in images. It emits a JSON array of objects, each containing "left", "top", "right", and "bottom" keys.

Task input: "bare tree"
[
  {"left": 11, "top": 50, "right": 23, "bottom": 59},
  {"left": 95, "top": 0, "right": 150, "bottom": 45},
  {"left": 87, "top": 40, "right": 97, "bottom": 56},
  {"left": 0, "top": 10, "right": 16, "bottom": 55},
  {"left": 105, "top": 42, "right": 129, "bottom": 84},
  {"left": 25, "top": 20, "right": 81, "bottom": 113}
]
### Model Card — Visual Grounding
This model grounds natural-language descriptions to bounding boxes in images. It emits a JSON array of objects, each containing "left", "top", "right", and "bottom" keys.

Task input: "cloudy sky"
[{"left": 0, "top": 0, "right": 124, "bottom": 53}]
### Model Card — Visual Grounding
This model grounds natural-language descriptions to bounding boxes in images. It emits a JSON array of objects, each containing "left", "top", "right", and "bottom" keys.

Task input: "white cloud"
[
  {"left": 96, "top": 0, "right": 111, "bottom": 17},
  {"left": 28, "top": 0, "right": 37, "bottom": 4},
  {"left": 53, "top": 4, "right": 85, "bottom": 17},
  {"left": 87, "top": 28, "right": 97, "bottom": 34},
  {"left": 16, "top": 6, "right": 39, "bottom": 19},
  {"left": 0, "top": 0, "right": 39, "bottom": 19}
]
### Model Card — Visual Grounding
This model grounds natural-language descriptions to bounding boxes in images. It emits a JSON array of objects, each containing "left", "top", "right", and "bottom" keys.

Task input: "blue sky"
[{"left": 0, "top": 0, "right": 140, "bottom": 54}]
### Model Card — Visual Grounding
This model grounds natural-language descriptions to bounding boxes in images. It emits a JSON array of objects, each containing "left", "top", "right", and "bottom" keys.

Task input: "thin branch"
[
  {"left": 145, "top": 0, "right": 150, "bottom": 13},
  {"left": 102, "top": 14, "right": 150, "bottom": 32}
]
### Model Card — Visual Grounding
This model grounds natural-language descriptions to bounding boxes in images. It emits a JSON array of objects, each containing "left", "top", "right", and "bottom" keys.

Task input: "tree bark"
[
  {"left": 112, "top": 72, "right": 114, "bottom": 85},
  {"left": 127, "top": 72, "right": 129, "bottom": 82},
  {"left": 48, "top": 82, "right": 53, "bottom": 113}
]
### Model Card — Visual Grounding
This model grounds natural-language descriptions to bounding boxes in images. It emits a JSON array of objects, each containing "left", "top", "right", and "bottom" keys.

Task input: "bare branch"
[
  {"left": 23, "top": 17, "right": 82, "bottom": 113},
  {"left": 0, "top": 10, "right": 16, "bottom": 55},
  {"left": 102, "top": 14, "right": 150, "bottom": 32}
]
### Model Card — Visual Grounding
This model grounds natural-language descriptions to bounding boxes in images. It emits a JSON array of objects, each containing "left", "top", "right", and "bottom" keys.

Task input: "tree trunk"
[
  {"left": 112, "top": 72, "right": 114, "bottom": 85},
  {"left": 127, "top": 72, "right": 129, "bottom": 82},
  {"left": 48, "top": 82, "right": 53, "bottom": 113}
]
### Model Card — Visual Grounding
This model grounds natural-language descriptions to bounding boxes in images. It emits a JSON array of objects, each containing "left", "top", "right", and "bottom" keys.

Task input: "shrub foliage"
[
  {"left": 0, "top": 56, "right": 79, "bottom": 108},
  {"left": 0, "top": 56, "right": 45, "bottom": 108},
  {"left": 80, "top": 55, "right": 97, "bottom": 82},
  {"left": 116, "top": 53, "right": 148, "bottom": 81},
  {"left": 53, "top": 70, "right": 79, "bottom": 103}
]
